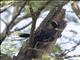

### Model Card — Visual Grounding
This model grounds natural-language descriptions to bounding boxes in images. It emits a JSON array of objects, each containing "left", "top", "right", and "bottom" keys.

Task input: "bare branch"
[
  {"left": 6, "top": 1, "right": 27, "bottom": 35},
  {"left": 65, "top": 41, "right": 80, "bottom": 55},
  {"left": 65, "top": 55, "right": 80, "bottom": 59},
  {"left": 16, "top": 1, "right": 52, "bottom": 60},
  {"left": 13, "top": 0, "right": 51, "bottom": 28},
  {"left": 14, "top": 21, "right": 32, "bottom": 31},
  {"left": 1, "top": 19, "right": 8, "bottom": 25},
  {"left": 58, "top": 41, "right": 80, "bottom": 58},
  {"left": 29, "top": 3, "right": 37, "bottom": 47},
  {"left": 28, "top": 0, "right": 51, "bottom": 47},
  {"left": 0, "top": 2, "right": 13, "bottom": 13},
  {"left": 0, "top": 1, "right": 27, "bottom": 45}
]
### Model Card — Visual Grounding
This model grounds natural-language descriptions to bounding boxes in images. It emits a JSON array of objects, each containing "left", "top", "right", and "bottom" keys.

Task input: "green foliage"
[
  {"left": 1, "top": 39, "right": 20, "bottom": 56},
  {"left": 24, "top": 1, "right": 48, "bottom": 15},
  {"left": 42, "top": 53, "right": 55, "bottom": 60},
  {"left": 0, "top": 1, "right": 12, "bottom": 7},
  {"left": 52, "top": 45, "right": 61, "bottom": 53},
  {"left": 29, "top": 1, "right": 47, "bottom": 11}
]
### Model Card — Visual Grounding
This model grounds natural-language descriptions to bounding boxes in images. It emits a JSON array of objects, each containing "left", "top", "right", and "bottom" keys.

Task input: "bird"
[{"left": 19, "top": 21, "right": 58, "bottom": 48}]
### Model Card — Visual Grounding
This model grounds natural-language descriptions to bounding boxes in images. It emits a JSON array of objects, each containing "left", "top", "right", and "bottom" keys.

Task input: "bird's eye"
[{"left": 51, "top": 21, "right": 58, "bottom": 28}]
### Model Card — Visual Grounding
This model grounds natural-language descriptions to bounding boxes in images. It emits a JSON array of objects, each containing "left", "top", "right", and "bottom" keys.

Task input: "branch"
[
  {"left": 29, "top": 3, "right": 37, "bottom": 47},
  {"left": 13, "top": 0, "right": 51, "bottom": 29},
  {"left": 6, "top": 1, "right": 27, "bottom": 34},
  {"left": 37, "top": 1, "right": 68, "bottom": 31},
  {"left": 0, "top": 1, "right": 27, "bottom": 45},
  {"left": 28, "top": 0, "right": 51, "bottom": 47},
  {"left": 0, "top": 2, "right": 13, "bottom": 13},
  {"left": 16, "top": 1, "right": 52, "bottom": 60},
  {"left": 58, "top": 41, "right": 80, "bottom": 58},
  {"left": 1, "top": 19, "right": 8, "bottom": 25},
  {"left": 65, "top": 55, "right": 80, "bottom": 59},
  {"left": 65, "top": 41, "right": 80, "bottom": 55},
  {"left": 14, "top": 21, "right": 32, "bottom": 31}
]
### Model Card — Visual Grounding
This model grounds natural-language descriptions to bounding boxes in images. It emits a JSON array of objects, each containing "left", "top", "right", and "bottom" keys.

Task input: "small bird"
[{"left": 19, "top": 21, "right": 58, "bottom": 47}]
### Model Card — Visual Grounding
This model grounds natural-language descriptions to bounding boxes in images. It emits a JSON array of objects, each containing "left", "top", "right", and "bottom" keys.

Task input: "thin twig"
[
  {"left": 29, "top": 3, "right": 37, "bottom": 47},
  {"left": 14, "top": 21, "right": 32, "bottom": 31},
  {"left": 65, "top": 55, "right": 80, "bottom": 59},
  {"left": 6, "top": 1, "right": 27, "bottom": 35},
  {"left": 0, "top": 2, "right": 13, "bottom": 13},
  {"left": 0, "top": 1, "right": 27, "bottom": 45},
  {"left": 1, "top": 19, "right": 8, "bottom": 25},
  {"left": 28, "top": 0, "right": 51, "bottom": 47},
  {"left": 13, "top": 0, "right": 51, "bottom": 29}
]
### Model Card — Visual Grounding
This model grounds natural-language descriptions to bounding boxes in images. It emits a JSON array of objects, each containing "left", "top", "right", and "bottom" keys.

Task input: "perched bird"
[{"left": 19, "top": 21, "right": 58, "bottom": 47}]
